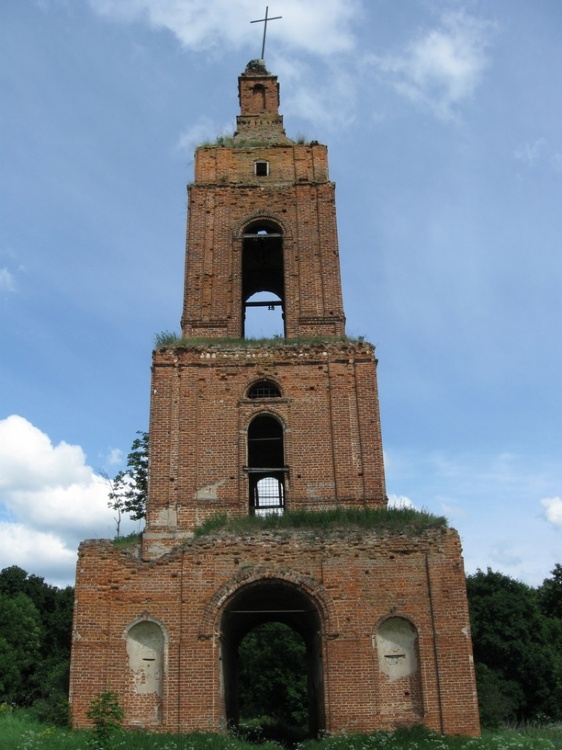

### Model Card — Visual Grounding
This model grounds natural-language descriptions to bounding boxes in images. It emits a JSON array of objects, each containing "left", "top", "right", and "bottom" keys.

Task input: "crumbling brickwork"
[
  {"left": 71, "top": 528, "right": 478, "bottom": 735},
  {"left": 69, "top": 60, "right": 480, "bottom": 737}
]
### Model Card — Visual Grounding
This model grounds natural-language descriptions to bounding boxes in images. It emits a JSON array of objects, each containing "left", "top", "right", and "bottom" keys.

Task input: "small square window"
[{"left": 254, "top": 160, "right": 269, "bottom": 177}]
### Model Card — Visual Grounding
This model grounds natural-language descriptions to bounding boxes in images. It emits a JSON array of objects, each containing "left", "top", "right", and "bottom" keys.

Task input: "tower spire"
[{"left": 251, "top": 6, "right": 282, "bottom": 61}]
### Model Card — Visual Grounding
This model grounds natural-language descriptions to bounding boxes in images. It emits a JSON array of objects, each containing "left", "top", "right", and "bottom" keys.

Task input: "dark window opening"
[
  {"left": 254, "top": 160, "right": 269, "bottom": 176},
  {"left": 242, "top": 221, "right": 285, "bottom": 338},
  {"left": 247, "top": 415, "right": 285, "bottom": 515}
]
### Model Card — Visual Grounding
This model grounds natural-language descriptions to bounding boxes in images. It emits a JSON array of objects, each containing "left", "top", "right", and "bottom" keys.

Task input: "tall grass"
[
  {"left": 193, "top": 507, "right": 448, "bottom": 538},
  {"left": 1, "top": 712, "right": 562, "bottom": 750}
]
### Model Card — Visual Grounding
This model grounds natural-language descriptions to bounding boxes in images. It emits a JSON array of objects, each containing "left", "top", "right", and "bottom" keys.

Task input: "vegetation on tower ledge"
[
  {"left": 197, "top": 134, "right": 312, "bottom": 148},
  {"left": 193, "top": 506, "right": 448, "bottom": 538},
  {"left": 154, "top": 331, "right": 366, "bottom": 350}
]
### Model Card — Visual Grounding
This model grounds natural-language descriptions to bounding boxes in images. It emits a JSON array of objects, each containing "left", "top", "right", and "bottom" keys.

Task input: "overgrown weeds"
[
  {"left": 193, "top": 507, "right": 448, "bottom": 539},
  {"left": 154, "top": 332, "right": 365, "bottom": 350},
  {"left": 2, "top": 712, "right": 562, "bottom": 750},
  {"left": 112, "top": 532, "right": 142, "bottom": 548}
]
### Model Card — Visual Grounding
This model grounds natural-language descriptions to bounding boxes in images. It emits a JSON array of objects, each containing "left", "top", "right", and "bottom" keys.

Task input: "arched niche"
[
  {"left": 375, "top": 616, "right": 423, "bottom": 725},
  {"left": 125, "top": 619, "right": 166, "bottom": 725}
]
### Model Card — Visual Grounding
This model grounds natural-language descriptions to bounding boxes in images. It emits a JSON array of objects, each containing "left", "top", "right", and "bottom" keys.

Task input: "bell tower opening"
[
  {"left": 247, "top": 414, "right": 286, "bottom": 515},
  {"left": 242, "top": 221, "right": 285, "bottom": 338}
]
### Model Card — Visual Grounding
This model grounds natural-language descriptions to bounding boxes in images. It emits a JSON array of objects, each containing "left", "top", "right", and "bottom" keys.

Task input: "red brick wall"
[
  {"left": 70, "top": 528, "right": 480, "bottom": 736},
  {"left": 182, "top": 144, "right": 344, "bottom": 339},
  {"left": 145, "top": 340, "right": 386, "bottom": 553}
]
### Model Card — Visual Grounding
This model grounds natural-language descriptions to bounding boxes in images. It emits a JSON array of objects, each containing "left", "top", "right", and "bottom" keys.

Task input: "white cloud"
[
  {"left": 0, "top": 268, "right": 16, "bottom": 293},
  {"left": 387, "top": 494, "right": 416, "bottom": 510},
  {"left": 368, "top": 10, "right": 494, "bottom": 120},
  {"left": 107, "top": 448, "right": 124, "bottom": 466},
  {"left": 514, "top": 138, "right": 546, "bottom": 165},
  {"left": 542, "top": 497, "right": 562, "bottom": 528},
  {"left": 177, "top": 116, "right": 234, "bottom": 152},
  {"left": 385, "top": 448, "right": 562, "bottom": 585},
  {"left": 88, "top": 0, "right": 359, "bottom": 57},
  {"left": 0, "top": 416, "right": 138, "bottom": 586},
  {"left": 0, "top": 525, "right": 76, "bottom": 588}
]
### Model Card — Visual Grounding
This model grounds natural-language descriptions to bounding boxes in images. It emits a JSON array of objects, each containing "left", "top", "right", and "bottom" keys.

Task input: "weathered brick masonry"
[{"left": 70, "top": 60, "right": 480, "bottom": 736}]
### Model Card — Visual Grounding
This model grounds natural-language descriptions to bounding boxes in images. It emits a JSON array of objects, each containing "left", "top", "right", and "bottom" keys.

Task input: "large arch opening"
[
  {"left": 247, "top": 414, "right": 286, "bottom": 515},
  {"left": 242, "top": 221, "right": 285, "bottom": 338},
  {"left": 220, "top": 580, "right": 325, "bottom": 741}
]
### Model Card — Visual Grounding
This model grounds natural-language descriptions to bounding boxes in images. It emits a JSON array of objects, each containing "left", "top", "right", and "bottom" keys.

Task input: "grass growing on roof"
[
  {"left": 154, "top": 331, "right": 365, "bottom": 350},
  {"left": 193, "top": 506, "right": 448, "bottom": 538}
]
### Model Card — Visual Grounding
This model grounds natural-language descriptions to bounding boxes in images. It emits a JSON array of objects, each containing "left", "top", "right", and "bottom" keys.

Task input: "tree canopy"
[
  {"left": 107, "top": 430, "right": 148, "bottom": 533},
  {"left": 467, "top": 566, "right": 562, "bottom": 726},
  {"left": 0, "top": 566, "right": 74, "bottom": 723}
]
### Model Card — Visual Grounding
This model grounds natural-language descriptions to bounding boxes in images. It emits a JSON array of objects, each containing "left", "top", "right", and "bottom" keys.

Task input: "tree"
[
  {"left": 237, "top": 622, "right": 308, "bottom": 729},
  {"left": 0, "top": 566, "right": 74, "bottom": 722},
  {"left": 467, "top": 567, "right": 562, "bottom": 725},
  {"left": 0, "top": 591, "right": 42, "bottom": 705},
  {"left": 107, "top": 431, "right": 148, "bottom": 530},
  {"left": 538, "top": 563, "right": 562, "bottom": 619}
]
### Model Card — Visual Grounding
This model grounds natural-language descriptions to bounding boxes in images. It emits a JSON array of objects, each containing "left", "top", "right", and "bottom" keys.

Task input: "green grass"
[
  {"left": 1, "top": 712, "right": 562, "bottom": 750},
  {"left": 154, "top": 332, "right": 365, "bottom": 350},
  {"left": 193, "top": 507, "right": 448, "bottom": 539},
  {"left": 197, "top": 135, "right": 315, "bottom": 149},
  {"left": 112, "top": 532, "right": 142, "bottom": 548}
]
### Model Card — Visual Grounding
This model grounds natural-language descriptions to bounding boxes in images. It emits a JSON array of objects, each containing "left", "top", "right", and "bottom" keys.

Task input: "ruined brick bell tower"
[
  {"left": 143, "top": 58, "right": 387, "bottom": 553},
  {"left": 70, "top": 60, "right": 480, "bottom": 737}
]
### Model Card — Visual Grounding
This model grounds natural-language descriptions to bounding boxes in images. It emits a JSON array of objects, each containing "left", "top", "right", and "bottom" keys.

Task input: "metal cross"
[{"left": 251, "top": 6, "right": 282, "bottom": 61}]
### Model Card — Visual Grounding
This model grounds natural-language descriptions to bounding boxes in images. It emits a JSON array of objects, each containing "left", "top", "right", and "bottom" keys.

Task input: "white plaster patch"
[
  {"left": 195, "top": 478, "right": 227, "bottom": 500},
  {"left": 157, "top": 507, "right": 178, "bottom": 527},
  {"left": 127, "top": 621, "right": 164, "bottom": 695},
  {"left": 376, "top": 617, "right": 418, "bottom": 682}
]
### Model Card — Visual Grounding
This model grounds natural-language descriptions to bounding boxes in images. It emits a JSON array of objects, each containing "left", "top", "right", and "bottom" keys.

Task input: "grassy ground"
[{"left": 2, "top": 712, "right": 562, "bottom": 750}]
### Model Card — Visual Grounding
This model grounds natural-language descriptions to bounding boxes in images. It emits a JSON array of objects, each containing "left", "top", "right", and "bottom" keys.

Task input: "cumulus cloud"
[
  {"left": 0, "top": 416, "right": 138, "bottom": 587},
  {"left": 88, "top": 0, "right": 359, "bottom": 57},
  {"left": 89, "top": 0, "right": 362, "bottom": 131},
  {"left": 368, "top": 10, "right": 494, "bottom": 120},
  {"left": 387, "top": 494, "right": 416, "bottom": 510},
  {"left": 542, "top": 497, "right": 562, "bottom": 528}
]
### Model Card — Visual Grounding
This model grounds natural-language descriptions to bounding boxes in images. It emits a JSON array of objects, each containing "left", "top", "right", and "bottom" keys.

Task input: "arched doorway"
[{"left": 220, "top": 579, "right": 325, "bottom": 739}]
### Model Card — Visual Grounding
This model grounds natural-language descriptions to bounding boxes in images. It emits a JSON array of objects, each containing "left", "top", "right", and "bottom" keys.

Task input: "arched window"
[
  {"left": 247, "top": 414, "right": 286, "bottom": 515},
  {"left": 242, "top": 221, "right": 284, "bottom": 338},
  {"left": 247, "top": 380, "right": 281, "bottom": 399}
]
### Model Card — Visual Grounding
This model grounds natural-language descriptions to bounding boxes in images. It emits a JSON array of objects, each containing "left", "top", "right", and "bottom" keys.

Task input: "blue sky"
[{"left": 1, "top": 0, "right": 561, "bottom": 588}]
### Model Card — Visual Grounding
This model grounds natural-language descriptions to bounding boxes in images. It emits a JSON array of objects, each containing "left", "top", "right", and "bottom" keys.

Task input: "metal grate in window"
[{"left": 248, "top": 380, "right": 281, "bottom": 399}]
